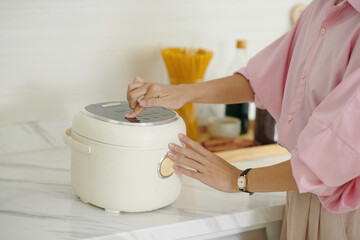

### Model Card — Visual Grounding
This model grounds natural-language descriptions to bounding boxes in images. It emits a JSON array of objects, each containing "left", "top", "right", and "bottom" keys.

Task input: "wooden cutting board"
[{"left": 216, "top": 144, "right": 289, "bottom": 163}]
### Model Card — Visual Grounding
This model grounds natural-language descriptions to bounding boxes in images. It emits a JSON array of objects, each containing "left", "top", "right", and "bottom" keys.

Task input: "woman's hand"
[
  {"left": 168, "top": 133, "right": 242, "bottom": 193},
  {"left": 126, "top": 77, "right": 189, "bottom": 118}
]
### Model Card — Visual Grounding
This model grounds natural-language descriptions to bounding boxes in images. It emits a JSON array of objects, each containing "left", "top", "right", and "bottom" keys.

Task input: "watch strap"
[
  {"left": 239, "top": 168, "right": 254, "bottom": 195},
  {"left": 240, "top": 168, "right": 252, "bottom": 177}
]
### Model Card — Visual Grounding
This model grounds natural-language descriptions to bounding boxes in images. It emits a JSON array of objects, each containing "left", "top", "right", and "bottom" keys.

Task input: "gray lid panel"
[{"left": 82, "top": 101, "right": 179, "bottom": 126}]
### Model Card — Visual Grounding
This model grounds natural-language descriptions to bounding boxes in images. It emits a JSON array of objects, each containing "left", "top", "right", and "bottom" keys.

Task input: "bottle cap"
[{"left": 237, "top": 40, "right": 247, "bottom": 49}]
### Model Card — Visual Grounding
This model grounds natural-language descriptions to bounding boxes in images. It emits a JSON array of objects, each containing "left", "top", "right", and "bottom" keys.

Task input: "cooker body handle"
[{"left": 63, "top": 128, "right": 92, "bottom": 154}]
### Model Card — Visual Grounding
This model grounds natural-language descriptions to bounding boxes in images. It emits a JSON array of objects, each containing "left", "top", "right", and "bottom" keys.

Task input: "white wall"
[{"left": 0, "top": 0, "right": 311, "bottom": 125}]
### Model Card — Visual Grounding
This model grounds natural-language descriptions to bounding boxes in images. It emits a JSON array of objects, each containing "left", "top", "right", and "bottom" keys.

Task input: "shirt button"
[
  {"left": 301, "top": 72, "right": 306, "bottom": 80},
  {"left": 320, "top": 28, "right": 326, "bottom": 35},
  {"left": 288, "top": 114, "right": 293, "bottom": 122}
]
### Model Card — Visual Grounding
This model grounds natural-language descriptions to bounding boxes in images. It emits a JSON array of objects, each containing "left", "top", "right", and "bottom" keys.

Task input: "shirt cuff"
[{"left": 236, "top": 66, "right": 266, "bottom": 109}]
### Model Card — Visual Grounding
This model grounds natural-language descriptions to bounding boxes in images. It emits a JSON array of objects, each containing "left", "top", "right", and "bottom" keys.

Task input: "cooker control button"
[
  {"left": 159, "top": 156, "right": 175, "bottom": 178},
  {"left": 101, "top": 102, "right": 121, "bottom": 108}
]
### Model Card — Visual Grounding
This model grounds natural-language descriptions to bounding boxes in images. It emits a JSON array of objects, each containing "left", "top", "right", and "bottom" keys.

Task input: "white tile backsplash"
[{"left": 0, "top": 0, "right": 311, "bottom": 125}]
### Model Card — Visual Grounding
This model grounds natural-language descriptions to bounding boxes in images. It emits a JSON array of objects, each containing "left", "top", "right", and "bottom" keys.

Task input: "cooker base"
[
  {"left": 80, "top": 198, "right": 89, "bottom": 204},
  {"left": 105, "top": 209, "right": 121, "bottom": 214},
  {"left": 80, "top": 197, "right": 121, "bottom": 214}
]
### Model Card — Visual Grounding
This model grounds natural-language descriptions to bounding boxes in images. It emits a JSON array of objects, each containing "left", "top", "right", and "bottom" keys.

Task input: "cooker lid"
[{"left": 81, "top": 101, "right": 179, "bottom": 126}]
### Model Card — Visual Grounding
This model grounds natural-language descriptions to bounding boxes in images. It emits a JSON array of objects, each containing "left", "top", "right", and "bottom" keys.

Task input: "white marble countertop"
[{"left": 0, "top": 121, "right": 290, "bottom": 240}]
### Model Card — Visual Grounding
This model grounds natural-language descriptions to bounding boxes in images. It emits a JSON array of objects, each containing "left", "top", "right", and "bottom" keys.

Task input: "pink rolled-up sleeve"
[
  {"left": 291, "top": 67, "right": 360, "bottom": 213},
  {"left": 236, "top": 16, "right": 303, "bottom": 121}
]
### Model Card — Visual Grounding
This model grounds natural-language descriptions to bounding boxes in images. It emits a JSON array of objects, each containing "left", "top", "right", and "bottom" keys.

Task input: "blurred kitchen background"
[{"left": 0, "top": 0, "right": 311, "bottom": 126}]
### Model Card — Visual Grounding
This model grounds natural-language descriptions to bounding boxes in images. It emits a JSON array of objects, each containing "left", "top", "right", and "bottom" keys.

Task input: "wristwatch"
[{"left": 238, "top": 168, "right": 254, "bottom": 195}]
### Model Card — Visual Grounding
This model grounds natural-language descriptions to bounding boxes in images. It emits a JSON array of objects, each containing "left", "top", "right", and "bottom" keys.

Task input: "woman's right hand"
[{"left": 126, "top": 77, "right": 189, "bottom": 118}]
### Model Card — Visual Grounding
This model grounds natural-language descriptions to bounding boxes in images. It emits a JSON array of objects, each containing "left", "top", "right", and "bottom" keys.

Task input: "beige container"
[
  {"left": 207, "top": 116, "right": 241, "bottom": 138},
  {"left": 63, "top": 101, "right": 186, "bottom": 213}
]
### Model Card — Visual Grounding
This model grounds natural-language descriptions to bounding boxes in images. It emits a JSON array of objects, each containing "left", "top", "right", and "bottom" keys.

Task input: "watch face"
[{"left": 238, "top": 176, "right": 246, "bottom": 188}]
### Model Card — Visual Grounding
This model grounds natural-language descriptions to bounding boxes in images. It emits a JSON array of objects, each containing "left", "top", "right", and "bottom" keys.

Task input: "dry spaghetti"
[{"left": 161, "top": 47, "right": 213, "bottom": 140}]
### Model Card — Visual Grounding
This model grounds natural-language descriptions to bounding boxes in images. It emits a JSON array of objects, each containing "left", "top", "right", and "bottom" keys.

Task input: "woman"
[{"left": 126, "top": 0, "right": 360, "bottom": 239}]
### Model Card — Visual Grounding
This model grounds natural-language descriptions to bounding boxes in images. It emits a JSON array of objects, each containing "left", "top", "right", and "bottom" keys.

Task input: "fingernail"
[
  {"left": 169, "top": 143, "right": 176, "bottom": 150},
  {"left": 139, "top": 100, "right": 147, "bottom": 107},
  {"left": 167, "top": 151, "right": 175, "bottom": 158},
  {"left": 173, "top": 165, "right": 179, "bottom": 170},
  {"left": 178, "top": 133, "right": 185, "bottom": 139},
  {"left": 125, "top": 113, "right": 133, "bottom": 118}
]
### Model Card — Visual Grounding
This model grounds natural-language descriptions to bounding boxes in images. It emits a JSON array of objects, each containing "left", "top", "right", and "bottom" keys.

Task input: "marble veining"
[
  {"left": 0, "top": 121, "right": 290, "bottom": 240},
  {"left": 0, "top": 121, "right": 70, "bottom": 154}
]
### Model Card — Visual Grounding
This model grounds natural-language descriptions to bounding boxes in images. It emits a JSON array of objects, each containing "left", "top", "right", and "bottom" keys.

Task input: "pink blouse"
[{"left": 238, "top": 0, "right": 360, "bottom": 213}]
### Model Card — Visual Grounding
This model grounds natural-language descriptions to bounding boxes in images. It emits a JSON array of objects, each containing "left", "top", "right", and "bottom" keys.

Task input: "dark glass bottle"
[
  {"left": 254, "top": 108, "right": 277, "bottom": 144},
  {"left": 225, "top": 103, "right": 249, "bottom": 134},
  {"left": 225, "top": 40, "right": 249, "bottom": 134}
]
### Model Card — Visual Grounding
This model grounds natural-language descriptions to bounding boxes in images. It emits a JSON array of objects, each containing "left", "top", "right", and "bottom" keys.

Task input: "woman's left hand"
[{"left": 168, "top": 133, "right": 242, "bottom": 193}]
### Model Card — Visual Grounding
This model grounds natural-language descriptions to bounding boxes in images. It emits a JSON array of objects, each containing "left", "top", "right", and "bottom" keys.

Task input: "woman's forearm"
[
  {"left": 178, "top": 75, "right": 296, "bottom": 193},
  {"left": 246, "top": 160, "right": 298, "bottom": 192},
  {"left": 182, "top": 74, "right": 254, "bottom": 104}
]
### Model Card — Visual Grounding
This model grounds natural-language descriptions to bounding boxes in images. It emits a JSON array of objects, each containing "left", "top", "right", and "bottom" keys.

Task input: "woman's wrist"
[{"left": 178, "top": 84, "right": 195, "bottom": 104}]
